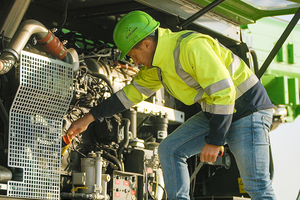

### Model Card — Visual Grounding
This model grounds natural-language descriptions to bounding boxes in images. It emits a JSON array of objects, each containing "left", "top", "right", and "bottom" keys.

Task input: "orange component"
[
  {"left": 62, "top": 134, "right": 72, "bottom": 145},
  {"left": 114, "top": 192, "right": 120, "bottom": 197},
  {"left": 38, "top": 30, "right": 67, "bottom": 59},
  {"left": 131, "top": 190, "right": 136, "bottom": 195},
  {"left": 123, "top": 180, "right": 129, "bottom": 186},
  {"left": 114, "top": 61, "right": 138, "bottom": 73},
  {"left": 218, "top": 146, "right": 224, "bottom": 157}
]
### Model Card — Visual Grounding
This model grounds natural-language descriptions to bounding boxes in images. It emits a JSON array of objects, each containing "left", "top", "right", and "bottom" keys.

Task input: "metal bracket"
[
  {"left": 177, "top": 0, "right": 226, "bottom": 30},
  {"left": 256, "top": 7, "right": 300, "bottom": 79}
]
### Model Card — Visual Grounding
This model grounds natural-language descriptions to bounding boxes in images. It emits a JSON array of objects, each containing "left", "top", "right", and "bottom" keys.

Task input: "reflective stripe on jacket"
[{"left": 100, "top": 27, "right": 273, "bottom": 146}]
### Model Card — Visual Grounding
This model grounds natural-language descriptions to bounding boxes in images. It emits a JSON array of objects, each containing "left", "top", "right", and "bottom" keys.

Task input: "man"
[{"left": 67, "top": 11, "right": 276, "bottom": 200}]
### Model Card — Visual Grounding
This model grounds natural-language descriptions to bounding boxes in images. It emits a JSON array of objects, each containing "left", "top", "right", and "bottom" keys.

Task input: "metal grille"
[{"left": 7, "top": 50, "right": 73, "bottom": 199}]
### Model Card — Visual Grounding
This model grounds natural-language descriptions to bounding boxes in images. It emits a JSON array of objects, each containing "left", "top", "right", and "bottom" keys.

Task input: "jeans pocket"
[{"left": 262, "top": 115, "right": 272, "bottom": 143}]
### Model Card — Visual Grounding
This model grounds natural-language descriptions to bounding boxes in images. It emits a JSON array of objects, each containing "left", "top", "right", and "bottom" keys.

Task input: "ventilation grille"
[{"left": 7, "top": 50, "right": 73, "bottom": 199}]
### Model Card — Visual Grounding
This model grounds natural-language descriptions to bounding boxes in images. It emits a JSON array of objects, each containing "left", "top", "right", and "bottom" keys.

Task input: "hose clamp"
[{"left": 2, "top": 48, "right": 19, "bottom": 60}]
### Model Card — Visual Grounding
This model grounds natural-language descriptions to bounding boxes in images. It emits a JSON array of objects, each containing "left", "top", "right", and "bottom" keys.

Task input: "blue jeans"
[{"left": 158, "top": 109, "right": 276, "bottom": 200}]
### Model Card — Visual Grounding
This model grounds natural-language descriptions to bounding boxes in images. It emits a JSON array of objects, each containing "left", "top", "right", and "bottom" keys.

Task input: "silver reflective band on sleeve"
[
  {"left": 116, "top": 89, "right": 135, "bottom": 109},
  {"left": 132, "top": 80, "right": 156, "bottom": 97},
  {"left": 236, "top": 73, "right": 259, "bottom": 99},
  {"left": 204, "top": 77, "right": 234, "bottom": 96},
  {"left": 173, "top": 32, "right": 205, "bottom": 103},
  {"left": 229, "top": 53, "right": 241, "bottom": 76},
  {"left": 194, "top": 89, "right": 205, "bottom": 103},
  {"left": 200, "top": 102, "right": 234, "bottom": 115},
  {"left": 156, "top": 67, "right": 162, "bottom": 82}
]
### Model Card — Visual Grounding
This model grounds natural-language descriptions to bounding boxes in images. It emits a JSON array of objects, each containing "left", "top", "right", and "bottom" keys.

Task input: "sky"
[{"left": 270, "top": 116, "right": 300, "bottom": 200}]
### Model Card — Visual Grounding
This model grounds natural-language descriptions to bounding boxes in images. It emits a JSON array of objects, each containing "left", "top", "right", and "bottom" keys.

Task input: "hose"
[
  {"left": 117, "top": 118, "right": 130, "bottom": 158},
  {"left": 87, "top": 71, "right": 114, "bottom": 94},
  {"left": 102, "top": 151, "right": 123, "bottom": 171},
  {"left": 0, "top": 98, "right": 8, "bottom": 128}
]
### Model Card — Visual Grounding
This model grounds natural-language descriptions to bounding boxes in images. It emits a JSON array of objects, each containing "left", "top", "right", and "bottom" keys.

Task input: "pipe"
[
  {"left": 60, "top": 192, "right": 94, "bottom": 199},
  {"left": 0, "top": 0, "right": 31, "bottom": 40},
  {"left": 95, "top": 151, "right": 103, "bottom": 193},
  {"left": 0, "top": 19, "right": 68, "bottom": 75},
  {"left": 0, "top": 165, "right": 12, "bottom": 183}
]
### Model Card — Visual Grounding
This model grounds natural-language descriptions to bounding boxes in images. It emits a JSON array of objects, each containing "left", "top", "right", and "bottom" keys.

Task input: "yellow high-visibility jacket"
[{"left": 90, "top": 27, "right": 273, "bottom": 146}]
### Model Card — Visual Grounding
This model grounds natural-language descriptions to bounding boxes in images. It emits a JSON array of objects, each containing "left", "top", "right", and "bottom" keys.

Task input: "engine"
[
  {"left": 59, "top": 46, "right": 169, "bottom": 200},
  {"left": 0, "top": 1, "right": 251, "bottom": 198},
  {"left": 0, "top": 19, "right": 185, "bottom": 200}
]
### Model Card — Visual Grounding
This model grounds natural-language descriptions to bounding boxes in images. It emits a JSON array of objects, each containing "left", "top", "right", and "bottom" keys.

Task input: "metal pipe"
[
  {"left": 0, "top": 165, "right": 12, "bottom": 183},
  {"left": 95, "top": 151, "right": 103, "bottom": 193},
  {"left": 0, "top": 0, "right": 31, "bottom": 40},
  {"left": 60, "top": 192, "right": 94, "bottom": 199},
  {"left": 177, "top": 0, "right": 226, "bottom": 30},
  {"left": 6, "top": 20, "right": 49, "bottom": 56},
  {"left": 0, "top": 19, "right": 68, "bottom": 74}
]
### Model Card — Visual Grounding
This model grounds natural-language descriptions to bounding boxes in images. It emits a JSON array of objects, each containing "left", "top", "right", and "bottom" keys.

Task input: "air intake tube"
[{"left": 0, "top": 19, "right": 70, "bottom": 74}]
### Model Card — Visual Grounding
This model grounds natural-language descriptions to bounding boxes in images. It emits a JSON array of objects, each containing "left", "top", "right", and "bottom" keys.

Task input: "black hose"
[
  {"left": 137, "top": 115, "right": 151, "bottom": 132},
  {"left": 87, "top": 71, "right": 114, "bottom": 94},
  {"left": 0, "top": 98, "right": 8, "bottom": 149},
  {"left": 0, "top": 98, "right": 8, "bottom": 126},
  {"left": 118, "top": 118, "right": 130, "bottom": 158},
  {"left": 102, "top": 150, "right": 123, "bottom": 171}
]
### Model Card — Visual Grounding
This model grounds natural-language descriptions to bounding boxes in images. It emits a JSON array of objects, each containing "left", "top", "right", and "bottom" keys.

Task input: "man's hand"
[
  {"left": 200, "top": 143, "right": 221, "bottom": 163},
  {"left": 67, "top": 113, "right": 95, "bottom": 139}
]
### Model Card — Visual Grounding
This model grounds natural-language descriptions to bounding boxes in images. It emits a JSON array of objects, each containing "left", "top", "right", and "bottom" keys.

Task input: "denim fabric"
[{"left": 158, "top": 109, "right": 276, "bottom": 200}]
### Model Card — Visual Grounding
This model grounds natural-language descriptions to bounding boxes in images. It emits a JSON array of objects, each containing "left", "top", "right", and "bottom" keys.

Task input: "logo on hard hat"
[{"left": 126, "top": 27, "right": 137, "bottom": 39}]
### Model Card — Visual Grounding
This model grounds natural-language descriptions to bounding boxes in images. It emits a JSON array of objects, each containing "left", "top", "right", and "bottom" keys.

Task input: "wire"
[
  {"left": 137, "top": 115, "right": 151, "bottom": 132},
  {"left": 147, "top": 180, "right": 168, "bottom": 200},
  {"left": 56, "top": 0, "right": 69, "bottom": 35}
]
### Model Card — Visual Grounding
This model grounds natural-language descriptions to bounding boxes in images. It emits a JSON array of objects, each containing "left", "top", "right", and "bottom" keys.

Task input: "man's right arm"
[{"left": 67, "top": 92, "right": 128, "bottom": 138}]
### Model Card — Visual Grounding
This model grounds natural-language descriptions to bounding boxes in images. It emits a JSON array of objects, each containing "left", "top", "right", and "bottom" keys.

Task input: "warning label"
[{"left": 238, "top": 177, "right": 247, "bottom": 194}]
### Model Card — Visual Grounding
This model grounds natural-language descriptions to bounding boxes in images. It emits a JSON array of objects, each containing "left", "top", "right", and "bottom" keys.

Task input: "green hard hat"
[{"left": 113, "top": 11, "right": 160, "bottom": 60}]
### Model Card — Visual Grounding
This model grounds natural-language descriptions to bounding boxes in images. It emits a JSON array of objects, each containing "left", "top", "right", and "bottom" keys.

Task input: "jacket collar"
[{"left": 152, "top": 27, "right": 173, "bottom": 67}]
